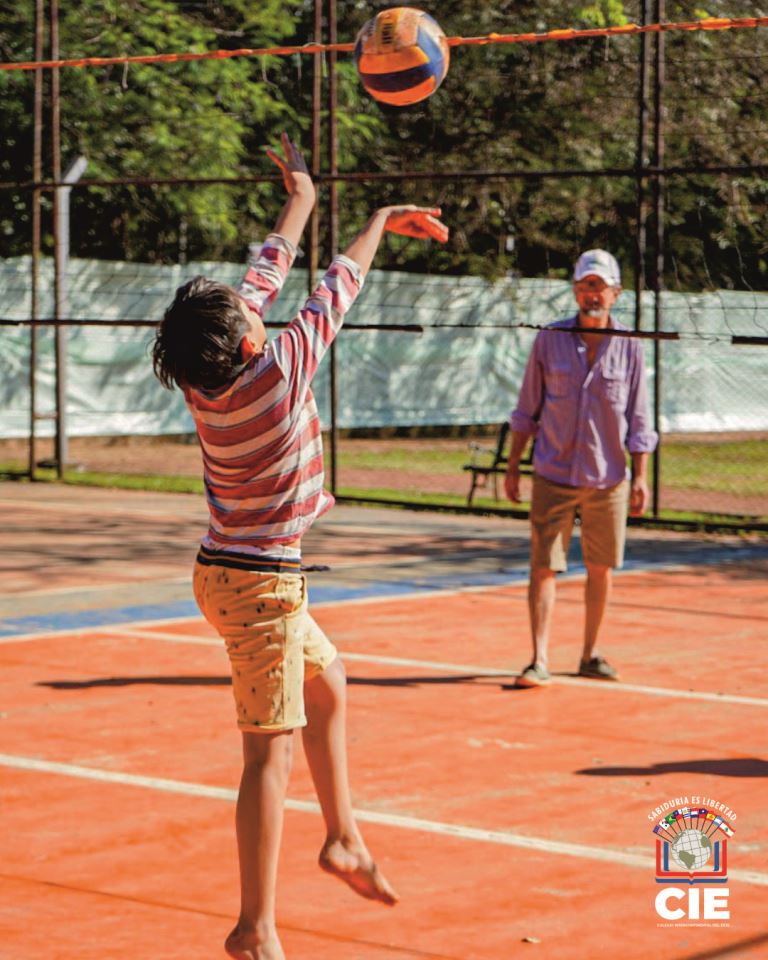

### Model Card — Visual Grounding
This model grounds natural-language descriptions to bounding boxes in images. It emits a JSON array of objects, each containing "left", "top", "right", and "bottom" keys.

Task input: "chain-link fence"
[
  {"left": 0, "top": 252, "right": 765, "bottom": 523},
  {"left": 1, "top": 1, "right": 766, "bottom": 526}
]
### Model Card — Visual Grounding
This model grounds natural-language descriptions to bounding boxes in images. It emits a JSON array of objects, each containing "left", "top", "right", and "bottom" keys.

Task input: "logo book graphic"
[{"left": 652, "top": 807, "right": 733, "bottom": 885}]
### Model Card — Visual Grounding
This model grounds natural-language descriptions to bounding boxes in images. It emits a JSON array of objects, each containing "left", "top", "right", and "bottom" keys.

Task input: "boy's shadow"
[{"left": 38, "top": 676, "right": 230, "bottom": 689}]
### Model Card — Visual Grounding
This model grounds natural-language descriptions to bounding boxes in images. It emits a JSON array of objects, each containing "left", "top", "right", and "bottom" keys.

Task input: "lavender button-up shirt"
[{"left": 509, "top": 316, "right": 658, "bottom": 489}]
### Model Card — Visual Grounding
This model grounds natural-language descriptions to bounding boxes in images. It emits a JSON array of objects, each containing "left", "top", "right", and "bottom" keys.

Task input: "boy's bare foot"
[
  {"left": 318, "top": 838, "right": 399, "bottom": 906},
  {"left": 225, "top": 925, "right": 285, "bottom": 960}
]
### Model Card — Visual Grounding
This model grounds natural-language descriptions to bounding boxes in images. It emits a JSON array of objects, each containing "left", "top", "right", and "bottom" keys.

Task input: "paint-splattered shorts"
[{"left": 192, "top": 557, "right": 337, "bottom": 733}]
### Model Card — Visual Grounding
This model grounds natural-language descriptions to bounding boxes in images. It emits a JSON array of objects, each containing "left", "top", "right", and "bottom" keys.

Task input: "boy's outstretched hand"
[
  {"left": 383, "top": 206, "right": 449, "bottom": 243},
  {"left": 344, "top": 205, "right": 449, "bottom": 277},
  {"left": 266, "top": 132, "right": 313, "bottom": 196}
]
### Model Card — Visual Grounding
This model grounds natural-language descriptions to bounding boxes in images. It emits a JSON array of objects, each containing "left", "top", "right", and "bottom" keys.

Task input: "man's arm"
[
  {"left": 504, "top": 429, "right": 535, "bottom": 503},
  {"left": 629, "top": 451, "right": 651, "bottom": 517},
  {"left": 625, "top": 342, "right": 658, "bottom": 517},
  {"left": 504, "top": 336, "right": 544, "bottom": 503}
]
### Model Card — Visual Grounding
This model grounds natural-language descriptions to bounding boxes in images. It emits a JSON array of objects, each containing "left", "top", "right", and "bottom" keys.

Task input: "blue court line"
[
  {"left": 1, "top": 542, "right": 765, "bottom": 639},
  {"left": 309, "top": 567, "right": 531, "bottom": 605},
  {"left": 0, "top": 571, "right": 524, "bottom": 638},
  {"left": 0, "top": 601, "right": 200, "bottom": 639}
]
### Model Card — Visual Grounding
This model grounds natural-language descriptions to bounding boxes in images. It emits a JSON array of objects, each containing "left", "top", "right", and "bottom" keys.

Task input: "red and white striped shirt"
[{"left": 184, "top": 234, "right": 364, "bottom": 555}]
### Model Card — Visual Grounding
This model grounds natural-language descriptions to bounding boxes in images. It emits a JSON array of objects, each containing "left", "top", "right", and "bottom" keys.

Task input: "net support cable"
[
  {"left": 7, "top": 316, "right": 767, "bottom": 345},
  {"left": 1, "top": 17, "right": 766, "bottom": 73}
]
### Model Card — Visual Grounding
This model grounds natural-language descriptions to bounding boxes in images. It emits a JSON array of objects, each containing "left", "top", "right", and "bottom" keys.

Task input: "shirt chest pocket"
[
  {"left": 546, "top": 364, "right": 576, "bottom": 398},
  {"left": 599, "top": 365, "right": 629, "bottom": 406}
]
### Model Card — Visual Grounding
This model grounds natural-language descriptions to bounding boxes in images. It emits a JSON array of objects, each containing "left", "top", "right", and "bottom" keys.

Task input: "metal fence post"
[
  {"left": 652, "top": 0, "right": 666, "bottom": 518},
  {"left": 634, "top": 0, "right": 651, "bottom": 333},
  {"left": 50, "top": 0, "right": 65, "bottom": 478},
  {"left": 328, "top": 0, "right": 339, "bottom": 496},
  {"left": 309, "top": 0, "right": 322, "bottom": 299},
  {"left": 29, "top": 0, "right": 45, "bottom": 480}
]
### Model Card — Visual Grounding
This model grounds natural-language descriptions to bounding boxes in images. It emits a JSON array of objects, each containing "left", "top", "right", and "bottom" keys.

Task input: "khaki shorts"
[
  {"left": 193, "top": 560, "right": 337, "bottom": 733},
  {"left": 530, "top": 474, "right": 629, "bottom": 572}
]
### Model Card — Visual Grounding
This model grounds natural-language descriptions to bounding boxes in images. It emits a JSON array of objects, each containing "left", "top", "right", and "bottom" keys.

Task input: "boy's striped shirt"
[{"left": 183, "top": 234, "right": 363, "bottom": 554}]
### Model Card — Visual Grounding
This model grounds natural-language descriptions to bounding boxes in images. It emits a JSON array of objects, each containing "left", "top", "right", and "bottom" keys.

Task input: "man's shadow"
[{"left": 576, "top": 758, "right": 768, "bottom": 778}]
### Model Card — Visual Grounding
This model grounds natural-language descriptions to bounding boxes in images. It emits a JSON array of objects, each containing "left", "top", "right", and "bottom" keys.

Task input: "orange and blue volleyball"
[{"left": 354, "top": 7, "right": 450, "bottom": 107}]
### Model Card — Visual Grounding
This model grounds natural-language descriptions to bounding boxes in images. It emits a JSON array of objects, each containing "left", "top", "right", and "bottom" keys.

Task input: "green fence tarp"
[{"left": 1, "top": 255, "right": 766, "bottom": 438}]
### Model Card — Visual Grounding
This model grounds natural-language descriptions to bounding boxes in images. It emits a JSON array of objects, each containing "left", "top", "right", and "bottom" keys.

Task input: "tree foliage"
[
  {"left": 1, "top": 0, "right": 765, "bottom": 288},
  {"left": 1, "top": 0, "right": 311, "bottom": 262}
]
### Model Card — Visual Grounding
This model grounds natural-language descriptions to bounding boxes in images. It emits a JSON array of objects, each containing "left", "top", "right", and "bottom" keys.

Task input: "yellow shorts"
[
  {"left": 192, "top": 559, "right": 337, "bottom": 733},
  {"left": 530, "top": 474, "right": 629, "bottom": 572}
]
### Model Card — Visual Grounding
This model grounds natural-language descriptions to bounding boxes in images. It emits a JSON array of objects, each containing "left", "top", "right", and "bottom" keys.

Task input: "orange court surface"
[{"left": 0, "top": 481, "right": 766, "bottom": 960}]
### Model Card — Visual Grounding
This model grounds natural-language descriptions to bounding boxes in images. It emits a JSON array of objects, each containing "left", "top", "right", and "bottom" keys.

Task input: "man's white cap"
[{"left": 573, "top": 249, "right": 621, "bottom": 286}]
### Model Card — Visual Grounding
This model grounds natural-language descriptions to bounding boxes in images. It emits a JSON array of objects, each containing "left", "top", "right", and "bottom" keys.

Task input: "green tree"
[{"left": 1, "top": 0, "right": 302, "bottom": 261}]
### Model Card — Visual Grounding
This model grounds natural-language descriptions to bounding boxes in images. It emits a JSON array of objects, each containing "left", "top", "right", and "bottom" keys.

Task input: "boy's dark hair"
[{"left": 152, "top": 276, "right": 249, "bottom": 391}]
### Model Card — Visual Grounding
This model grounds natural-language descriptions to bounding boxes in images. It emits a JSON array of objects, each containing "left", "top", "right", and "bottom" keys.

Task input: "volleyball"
[{"left": 354, "top": 7, "right": 450, "bottom": 107}]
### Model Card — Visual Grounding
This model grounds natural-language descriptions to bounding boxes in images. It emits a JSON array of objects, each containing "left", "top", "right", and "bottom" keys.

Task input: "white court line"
[
  {"left": 340, "top": 654, "right": 768, "bottom": 707},
  {"left": 4, "top": 620, "right": 767, "bottom": 709},
  {"left": 100, "top": 626, "right": 221, "bottom": 647},
  {"left": 2, "top": 617, "right": 766, "bottom": 707},
  {"left": 2, "top": 751, "right": 765, "bottom": 886},
  {"left": 78, "top": 626, "right": 768, "bottom": 709}
]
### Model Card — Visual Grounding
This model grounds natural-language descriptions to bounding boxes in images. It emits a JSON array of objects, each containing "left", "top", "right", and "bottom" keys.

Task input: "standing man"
[{"left": 505, "top": 249, "right": 658, "bottom": 688}]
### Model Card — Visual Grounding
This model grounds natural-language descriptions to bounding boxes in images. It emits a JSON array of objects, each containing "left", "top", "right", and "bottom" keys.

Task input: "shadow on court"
[
  {"left": 575, "top": 758, "right": 768, "bottom": 778},
  {"left": 38, "top": 672, "right": 510, "bottom": 690},
  {"left": 38, "top": 675, "right": 231, "bottom": 689},
  {"left": 347, "top": 673, "right": 505, "bottom": 687},
  {"left": 675, "top": 932, "right": 768, "bottom": 960}
]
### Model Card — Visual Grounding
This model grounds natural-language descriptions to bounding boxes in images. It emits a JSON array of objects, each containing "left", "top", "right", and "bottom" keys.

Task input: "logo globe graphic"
[{"left": 671, "top": 829, "right": 712, "bottom": 870}]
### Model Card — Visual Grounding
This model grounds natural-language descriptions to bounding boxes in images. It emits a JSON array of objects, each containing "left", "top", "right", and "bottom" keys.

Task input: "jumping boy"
[{"left": 152, "top": 133, "right": 448, "bottom": 960}]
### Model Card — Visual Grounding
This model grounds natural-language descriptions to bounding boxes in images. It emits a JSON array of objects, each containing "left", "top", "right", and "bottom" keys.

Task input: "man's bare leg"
[
  {"left": 528, "top": 565, "right": 557, "bottom": 667},
  {"left": 302, "top": 657, "right": 398, "bottom": 906},
  {"left": 224, "top": 730, "right": 293, "bottom": 960},
  {"left": 582, "top": 562, "right": 612, "bottom": 662}
]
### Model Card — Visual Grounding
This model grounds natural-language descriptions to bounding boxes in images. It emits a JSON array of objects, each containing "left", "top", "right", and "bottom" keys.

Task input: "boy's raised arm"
[
  {"left": 237, "top": 133, "right": 315, "bottom": 318},
  {"left": 270, "top": 204, "right": 449, "bottom": 389},
  {"left": 266, "top": 132, "right": 316, "bottom": 248}
]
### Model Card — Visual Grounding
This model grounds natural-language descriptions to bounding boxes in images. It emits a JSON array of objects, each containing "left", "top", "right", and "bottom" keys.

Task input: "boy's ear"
[{"left": 240, "top": 336, "right": 258, "bottom": 360}]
